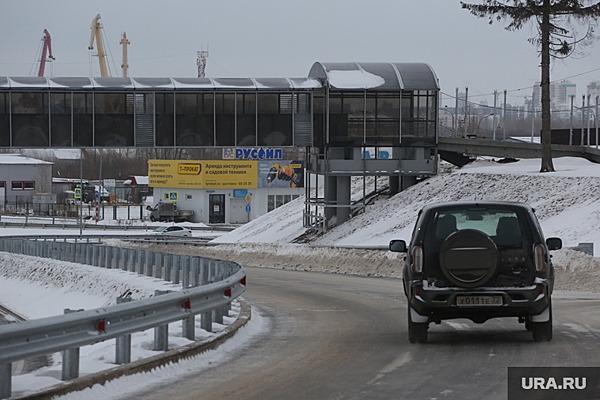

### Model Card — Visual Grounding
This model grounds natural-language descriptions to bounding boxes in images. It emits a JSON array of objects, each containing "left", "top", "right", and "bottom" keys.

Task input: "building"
[
  {"left": 0, "top": 154, "right": 53, "bottom": 207},
  {"left": 533, "top": 80, "right": 576, "bottom": 111},
  {"left": 148, "top": 156, "right": 303, "bottom": 224}
]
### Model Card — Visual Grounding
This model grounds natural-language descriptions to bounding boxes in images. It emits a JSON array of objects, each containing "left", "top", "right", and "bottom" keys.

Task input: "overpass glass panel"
[
  {"left": 73, "top": 92, "right": 93, "bottom": 146},
  {"left": 0, "top": 92, "right": 8, "bottom": 147},
  {"left": 257, "top": 93, "right": 292, "bottom": 146},
  {"left": 215, "top": 93, "right": 235, "bottom": 146},
  {"left": 11, "top": 92, "right": 49, "bottom": 147},
  {"left": 237, "top": 93, "right": 256, "bottom": 146},
  {"left": 50, "top": 92, "right": 71, "bottom": 146},
  {"left": 94, "top": 93, "right": 134, "bottom": 146},
  {"left": 176, "top": 93, "right": 214, "bottom": 146},
  {"left": 156, "top": 92, "right": 174, "bottom": 146},
  {"left": 366, "top": 92, "right": 400, "bottom": 145}
]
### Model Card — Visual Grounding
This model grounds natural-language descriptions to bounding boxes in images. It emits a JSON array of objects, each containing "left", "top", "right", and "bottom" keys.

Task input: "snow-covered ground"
[{"left": 1, "top": 155, "right": 600, "bottom": 398}]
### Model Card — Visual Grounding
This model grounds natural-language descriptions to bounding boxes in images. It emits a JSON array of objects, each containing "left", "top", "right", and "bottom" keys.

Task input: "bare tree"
[{"left": 461, "top": 0, "right": 600, "bottom": 172}]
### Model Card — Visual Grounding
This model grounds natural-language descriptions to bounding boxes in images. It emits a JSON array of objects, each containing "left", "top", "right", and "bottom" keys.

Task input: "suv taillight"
[
  {"left": 412, "top": 245, "right": 423, "bottom": 273},
  {"left": 534, "top": 244, "right": 547, "bottom": 272}
]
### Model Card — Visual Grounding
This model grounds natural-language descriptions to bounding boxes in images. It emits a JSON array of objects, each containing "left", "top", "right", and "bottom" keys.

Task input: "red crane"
[{"left": 37, "top": 29, "right": 55, "bottom": 77}]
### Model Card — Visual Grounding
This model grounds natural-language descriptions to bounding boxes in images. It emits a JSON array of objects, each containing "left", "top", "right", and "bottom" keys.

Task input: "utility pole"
[
  {"left": 463, "top": 87, "right": 468, "bottom": 138},
  {"left": 492, "top": 90, "right": 498, "bottom": 140},
  {"left": 502, "top": 90, "right": 507, "bottom": 141},
  {"left": 569, "top": 95, "right": 574, "bottom": 145},
  {"left": 197, "top": 49, "right": 209, "bottom": 78}
]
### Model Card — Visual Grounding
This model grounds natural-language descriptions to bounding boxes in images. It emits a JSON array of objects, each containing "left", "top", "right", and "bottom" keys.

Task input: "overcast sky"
[{"left": 1, "top": 0, "right": 599, "bottom": 107}]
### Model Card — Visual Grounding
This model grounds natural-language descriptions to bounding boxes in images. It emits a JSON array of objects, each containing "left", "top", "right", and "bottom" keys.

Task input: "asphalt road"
[{"left": 131, "top": 267, "right": 600, "bottom": 400}]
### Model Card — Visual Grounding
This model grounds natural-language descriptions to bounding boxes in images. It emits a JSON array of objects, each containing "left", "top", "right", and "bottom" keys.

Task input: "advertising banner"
[
  {"left": 258, "top": 160, "right": 304, "bottom": 188},
  {"left": 148, "top": 160, "right": 258, "bottom": 189},
  {"left": 203, "top": 160, "right": 257, "bottom": 188}
]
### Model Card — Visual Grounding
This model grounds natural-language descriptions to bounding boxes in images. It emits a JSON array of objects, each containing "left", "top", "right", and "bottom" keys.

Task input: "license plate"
[{"left": 456, "top": 295, "right": 503, "bottom": 306}]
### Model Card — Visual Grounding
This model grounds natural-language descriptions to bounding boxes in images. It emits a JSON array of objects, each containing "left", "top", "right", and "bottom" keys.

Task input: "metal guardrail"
[
  {"left": 0, "top": 219, "right": 236, "bottom": 232},
  {"left": 0, "top": 238, "right": 246, "bottom": 399}
]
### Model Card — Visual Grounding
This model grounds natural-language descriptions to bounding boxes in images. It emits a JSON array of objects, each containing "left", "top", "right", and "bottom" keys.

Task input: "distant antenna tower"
[
  {"left": 196, "top": 49, "right": 209, "bottom": 78},
  {"left": 120, "top": 32, "right": 130, "bottom": 77}
]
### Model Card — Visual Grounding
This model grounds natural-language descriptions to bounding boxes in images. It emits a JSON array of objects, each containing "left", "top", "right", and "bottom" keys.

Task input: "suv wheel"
[
  {"left": 439, "top": 229, "right": 499, "bottom": 288},
  {"left": 407, "top": 307, "right": 428, "bottom": 343},
  {"left": 530, "top": 302, "right": 553, "bottom": 342}
]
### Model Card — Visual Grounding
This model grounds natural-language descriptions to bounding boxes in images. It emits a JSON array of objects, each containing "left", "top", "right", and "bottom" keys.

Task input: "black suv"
[{"left": 389, "top": 201, "right": 562, "bottom": 343}]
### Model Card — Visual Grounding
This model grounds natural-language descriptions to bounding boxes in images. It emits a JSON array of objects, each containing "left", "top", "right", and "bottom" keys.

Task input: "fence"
[{"left": 0, "top": 237, "right": 246, "bottom": 399}]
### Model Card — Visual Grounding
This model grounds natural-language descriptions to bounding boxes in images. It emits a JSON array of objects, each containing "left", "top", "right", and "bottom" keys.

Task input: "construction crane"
[
  {"left": 88, "top": 14, "right": 109, "bottom": 77},
  {"left": 119, "top": 32, "right": 130, "bottom": 77},
  {"left": 37, "top": 29, "right": 55, "bottom": 77}
]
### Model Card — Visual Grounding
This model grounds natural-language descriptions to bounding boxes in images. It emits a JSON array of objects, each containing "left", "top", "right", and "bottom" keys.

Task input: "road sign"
[
  {"left": 74, "top": 188, "right": 81, "bottom": 199},
  {"left": 169, "top": 191, "right": 178, "bottom": 202},
  {"left": 245, "top": 204, "right": 251, "bottom": 213}
]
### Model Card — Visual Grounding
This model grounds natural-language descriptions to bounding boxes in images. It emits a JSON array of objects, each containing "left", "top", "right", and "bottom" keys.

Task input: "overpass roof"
[
  {"left": 0, "top": 76, "right": 321, "bottom": 90},
  {"left": 308, "top": 62, "right": 439, "bottom": 91},
  {"left": 1, "top": 62, "right": 439, "bottom": 92}
]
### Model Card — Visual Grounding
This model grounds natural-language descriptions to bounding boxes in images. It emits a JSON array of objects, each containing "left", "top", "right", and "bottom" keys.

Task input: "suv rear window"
[{"left": 434, "top": 208, "right": 523, "bottom": 248}]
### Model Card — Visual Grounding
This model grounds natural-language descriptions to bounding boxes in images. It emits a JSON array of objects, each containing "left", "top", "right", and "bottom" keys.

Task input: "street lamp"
[{"left": 476, "top": 113, "right": 495, "bottom": 137}]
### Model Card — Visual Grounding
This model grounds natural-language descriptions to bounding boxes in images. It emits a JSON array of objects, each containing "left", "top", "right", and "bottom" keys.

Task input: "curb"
[{"left": 16, "top": 299, "right": 252, "bottom": 400}]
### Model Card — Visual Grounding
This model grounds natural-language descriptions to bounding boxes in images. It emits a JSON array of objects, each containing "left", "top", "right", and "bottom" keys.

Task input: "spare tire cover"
[{"left": 439, "top": 229, "right": 498, "bottom": 288}]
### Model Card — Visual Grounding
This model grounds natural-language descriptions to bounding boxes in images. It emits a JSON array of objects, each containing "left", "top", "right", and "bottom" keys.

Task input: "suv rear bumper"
[{"left": 407, "top": 279, "right": 551, "bottom": 323}]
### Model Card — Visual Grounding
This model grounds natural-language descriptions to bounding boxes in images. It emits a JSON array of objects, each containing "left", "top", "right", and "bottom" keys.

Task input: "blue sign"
[
  {"left": 168, "top": 191, "right": 178, "bottom": 202},
  {"left": 235, "top": 147, "right": 283, "bottom": 160},
  {"left": 233, "top": 189, "right": 248, "bottom": 198},
  {"left": 245, "top": 204, "right": 251, "bottom": 213}
]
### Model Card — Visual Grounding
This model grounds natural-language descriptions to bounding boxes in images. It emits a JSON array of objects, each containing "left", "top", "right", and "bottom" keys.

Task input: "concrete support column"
[{"left": 336, "top": 176, "right": 351, "bottom": 225}]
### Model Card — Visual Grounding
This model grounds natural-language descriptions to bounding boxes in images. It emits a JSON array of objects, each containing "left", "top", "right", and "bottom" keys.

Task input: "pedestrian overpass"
[{"left": 0, "top": 62, "right": 440, "bottom": 232}]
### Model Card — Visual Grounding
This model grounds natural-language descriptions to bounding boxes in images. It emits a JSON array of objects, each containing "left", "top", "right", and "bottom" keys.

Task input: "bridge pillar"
[
  {"left": 336, "top": 176, "right": 351, "bottom": 225},
  {"left": 401, "top": 175, "right": 418, "bottom": 190},
  {"left": 324, "top": 176, "right": 337, "bottom": 226}
]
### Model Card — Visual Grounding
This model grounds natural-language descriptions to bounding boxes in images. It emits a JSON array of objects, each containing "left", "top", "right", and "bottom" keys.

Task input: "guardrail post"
[
  {"left": 105, "top": 246, "right": 113, "bottom": 268},
  {"left": 182, "top": 314, "right": 195, "bottom": 340},
  {"left": 201, "top": 309, "right": 212, "bottom": 333},
  {"left": 191, "top": 258, "right": 201, "bottom": 287},
  {"left": 163, "top": 254, "right": 172, "bottom": 281},
  {"left": 0, "top": 362, "right": 11, "bottom": 400},
  {"left": 172, "top": 254, "right": 181, "bottom": 284},
  {"left": 143, "top": 251, "right": 154, "bottom": 276},
  {"left": 201, "top": 259, "right": 209, "bottom": 285},
  {"left": 61, "top": 308, "right": 83, "bottom": 381},
  {"left": 112, "top": 246, "right": 119, "bottom": 268},
  {"left": 95, "top": 246, "right": 103, "bottom": 267},
  {"left": 115, "top": 296, "right": 132, "bottom": 364},
  {"left": 212, "top": 274, "right": 224, "bottom": 325},
  {"left": 154, "top": 253, "right": 163, "bottom": 279},
  {"left": 127, "top": 249, "right": 136, "bottom": 272},
  {"left": 182, "top": 256, "right": 191, "bottom": 288},
  {"left": 138, "top": 250, "right": 146, "bottom": 275},
  {"left": 153, "top": 290, "right": 170, "bottom": 351}
]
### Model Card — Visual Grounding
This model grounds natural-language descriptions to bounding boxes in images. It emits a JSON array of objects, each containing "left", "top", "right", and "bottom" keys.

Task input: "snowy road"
[{"left": 126, "top": 267, "right": 600, "bottom": 400}]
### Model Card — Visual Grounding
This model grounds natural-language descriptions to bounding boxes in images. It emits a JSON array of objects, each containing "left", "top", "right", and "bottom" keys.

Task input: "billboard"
[
  {"left": 148, "top": 160, "right": 257, "bottom": 189},
  {"left": 258, "top": 160, "right": 304, "bottom": 188}
]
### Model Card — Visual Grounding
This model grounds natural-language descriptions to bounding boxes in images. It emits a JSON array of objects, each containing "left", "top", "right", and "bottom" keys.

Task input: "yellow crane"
[{"left": 88, "top": 14, "right": 109, "bottom": 77}]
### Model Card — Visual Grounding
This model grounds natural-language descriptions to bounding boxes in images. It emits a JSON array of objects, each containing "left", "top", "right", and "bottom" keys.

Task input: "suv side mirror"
[
  {"left": 546, "top": 237, "right": 562, "bottom": 250},
  {"left": 389, "top": 239, "right": 407, "bottom": 253}
]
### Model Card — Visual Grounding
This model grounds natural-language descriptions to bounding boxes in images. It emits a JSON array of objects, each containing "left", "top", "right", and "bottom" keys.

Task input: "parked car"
[
  {"left": 152, "top": 226, "right": 192, "bottom": 237},
  {"left": 147, "top": 202, "right": 194, "bottom": 223},
  {"left": 389, "top": 201, "right": 562, "bottom": 343}
]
